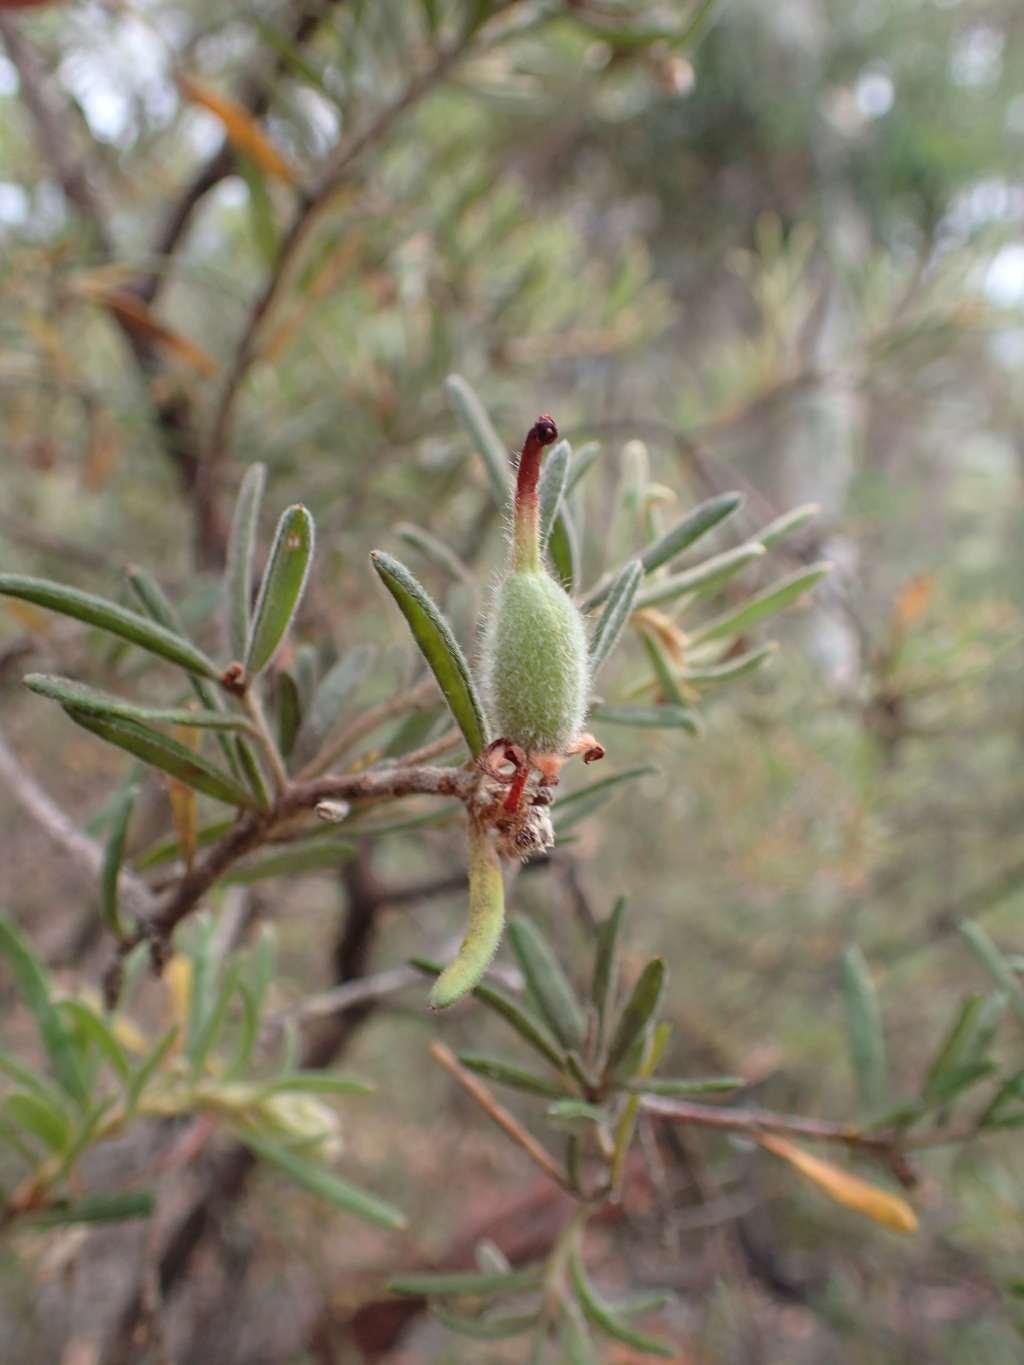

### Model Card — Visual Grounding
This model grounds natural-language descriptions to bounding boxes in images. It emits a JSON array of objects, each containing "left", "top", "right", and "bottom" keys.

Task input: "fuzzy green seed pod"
[
  {"left": 429, "top": 817, "right": 505, "bottom": 1010},
  {"left": 480, "top": 416, "right": 590, "bottom": 755}
]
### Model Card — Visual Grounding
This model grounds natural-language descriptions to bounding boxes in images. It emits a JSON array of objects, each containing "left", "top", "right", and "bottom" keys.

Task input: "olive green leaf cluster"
[
  {"left": 399, "top": 901, "right": 741, "bottom": 1358},
  {"left": 0, "top": 912, "right": 402, "bottom": 1232}
]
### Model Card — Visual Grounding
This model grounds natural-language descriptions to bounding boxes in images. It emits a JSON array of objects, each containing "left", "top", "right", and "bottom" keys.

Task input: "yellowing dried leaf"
[
  {"left": 71, "top": 279, "right": 219, "bottom": 378},
  {"left": 2, "top": 597, "right": 51, "bottom": 635},
  {"left": 164, "top": 954, "right": 192, "bottom": 1035},
  {"left": 894, "top": 573, "right": 934, "bottom": 630},
  {"left": 179, "top": 74, "right": 296, "bottom": 185},
  {"left": 760, "top": 1133, "right": 918, "bottom": 1234},
  {"left": 82, "top": 407, "right": 122, "bottom": 490},
  {"left": 111, "top": 1016, "right": 151, "bottom": 1056}
]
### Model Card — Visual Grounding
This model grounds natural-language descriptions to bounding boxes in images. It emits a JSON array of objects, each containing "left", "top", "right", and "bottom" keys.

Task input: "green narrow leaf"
[
  {"left": 0, "top": 914, "right": 87, "bottom": 1105},
  {"left": 24, "top": 675, "right": 255, "bottom": 733},
  {"left": 553, "top": 766, "right": 657, "bottom": 833},
  {"left": 923, "top": 993, "right": 986, "bottom": 1103},
  {"left": 605, "top": 959, "right": 666, "bottom": 1078},
  {"left": 755, "top": 502, "right": 820, "bottom": 550},
  {"left": 7, "top": 1092, "right": 69, "bottom": 1150},
  {"left": 561, "top": 1300, "right": 601, "bottom": 1365},
  {"left": 190, "top": 957, "right": 243, "bottom": 1077},
  {"left": 242, "top": 1131, "right": 406, "bottom": 1229},
  {"left": 99, "top": 781, "right": 138, "bottom": 942},
  {"left": 458, "top": 1054, "right": 566, "bottom": 1098},
  {"left": 689, "top": 563, "right": 832, "bottom": 645},
  {"left": 569, "top": 1247, "right": 675, "bottom": 1358},
  {"left": 389, "top": 1265, "right": 542, "bottom": 1297},
  {"left": 238, "top": 150, "right": 277, "bottom": 264},
  {"left": 291, "top": 645, "right": 377, "bottom": 765},
  {"left": 640, "top": 492, "right": 744, "bottom": 573},
  {"left": 589, "top": 560, "right": 643, "bottom": 677},
  {"left": 592, "top": 704, "right": 700, "bottom": 732},
  {"left": 545, "top": 1099, "right": 610, "bottom": 1130},
  {"left": 548, "top": 504, "right": 580, "bottom": 593},
  {"left": 592, "top": 895, "right": 627, "bottom": 1058},
  {"left": 640, "top": 629, "right": 689, "bottom": 708},
  {"left": 31, "top": 1191, "right": 155, "bottom": 1226},
  {"left": 0, "top": 575, "right": 220, "bottom": 679},
  {"left": 430, "top": 1304, "right": 538, "bottom": 1340},
  {"left": 680, "top": 642, "right": 778, "bottom": 686},
  {"left": 371, "top": 551, "right": 488, "bottom": 757},
  {"left": 57, "top": 1000, "right": 131, "bottom": 1085},
  {"left": 628, "top": 1076, "right": 743, "bottom": 1095},
  {"left": 63, "top": 708, "right": 258, "bottom": 809},
  {"left": 245, "top": 504, "right": 315, "bottom": 679},
  {"left": 537, "top": 438, "right": 571, "bottom": 552},
  {"left": 609, "top": 440, "right": 648, "bottom": 567},
  {"left": 410, "top": 960, "right": 566, "bottom": 1069},
  {"left": 840, "top": 947, "right": 887, "bottom": 1109},
  {"left": 445, "top": 373, "right": 511, "bottom": 508},
  {"left": 277, "top": 670, "right": 302, "bottom": 759},
  {"left": 564, "top": 441, "right": 601, "bottom": 496},
  {"left": 507, "top": 917, "right": 585, "bottom": 1052},
  {"left": 395, "top": 523, "right": 474, "bottom": 584},
  {"left": 224, "top": 841, "right": 356, "bottom": 884},
  {"left": 959, "top": 921, "right": 1024, "bottom": 1034},
  {"left": 633, "top": 544, "right": 765, "bottom": 610},
  {"left": 234, "top": 734, "right": 272, "bottom": 809},
  {"left": 127, "top": 1025, "right": 179, "bottom": 1113},
  {"left": 226, "top": 463, "right": 266, "bottom": 663}
]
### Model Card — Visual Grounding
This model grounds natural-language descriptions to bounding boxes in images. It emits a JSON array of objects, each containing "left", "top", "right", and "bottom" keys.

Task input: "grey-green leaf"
[
  {"left": 0, "top": 575, "right": 220, "bottom": 679},
  {"left": 7, "top": 1092, "right": 69, "bottom": 1150},
  {"left": 507, "top": 917, "right": 585, "bottom": 1052},
  {"left": 548, "top": 504, "right": 580, "bottom": 592},
  {"left": 840, "top": 946, "right": 887, "bottom": 1109},
  {"left": 410, "top": 959, "right": 565, "bottom": 1069},
  {"left": 430, "top": 1304, "right": 538, "bottom": 1340},
  {"left": 63, "top": 708, "right": 259, "bottom": 809},
  {"left": 589, "top": 560, "right": 642, "bottom": 676},
  {"left": 371, "top": 551, "right": 488, "bottom": 757},
  {"left": 755, "top": 502, "right": 820, "bottom": 550},
  {"left": 569, "top": 1247, "right": 675, "bottom": 1357},
  {"left": 0, "top": 913, "right": 87, "bottom": 1105},
  {"left": 245, "top": 504, "right": 315, "bottom": 679},
  {"left": 554, "top": 766, "right": 657, "bottom": 833},
  {"left": 226, "top": 463, "right": 266, "bottom": 662},
  {"left": 24, "top": 675, "right": 255, "bottom": 733},
  {"left": 291, "top": 645, "right": 376, "bottom": 766},
  {"left": 959, "top": 920, "right": 1024, "bottom": 1034},
  {"left": 225, "top": 841, "right": 355, "bottom": 884},
  {"left": 633, "top": 543, "right": 765, "bottom": 610},
  {"left": 458, "top": 1054, "right": 566, "bottom": 1098},
  {"left": 100, "top": 781, "right": 138, "bottom": 942},
  {"left": 605, "top": 958, "right": 666, "bottom": 1078},
  {"left": 242, "top": 1132, "right": 406, "bottom": 1229},
  {"left": 31, "top": 1191, "right": 155, "bottom": 1225},
  {"left": 445, "top": 372, "right": 511, "bottom": 507},
  {"left": 592, "top": 704, "right": 700, "bottom": 732},
  {"left": 592, "top": 895, "right": 627, "bottom": 1057},
  {"left": 689, "top": 562, "right": 832, "bottom": 644},
  {"left": 277, "top": 670, "right": 302, "bottom": 758},
  {"left": 537, "top": 439, "right": 571, "bottom": 552},
  {"left": 389, "top": 1264, "right": 542, "bottom": 1296}
]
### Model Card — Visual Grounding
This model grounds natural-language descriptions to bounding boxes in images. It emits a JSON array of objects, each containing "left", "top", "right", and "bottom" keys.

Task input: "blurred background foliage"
[{"left": 3, "top": 0, "right": 1024, "bottom": 1360}]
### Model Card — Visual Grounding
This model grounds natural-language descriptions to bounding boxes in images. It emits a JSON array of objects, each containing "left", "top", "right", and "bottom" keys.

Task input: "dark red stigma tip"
[{"left": 532, "top": 415, "right": 558, "bottom": 446}]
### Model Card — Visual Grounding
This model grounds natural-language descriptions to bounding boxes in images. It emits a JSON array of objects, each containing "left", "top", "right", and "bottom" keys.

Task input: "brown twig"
[{"left": 429, "top": 1041, "right": 574, "bottom": 1194}]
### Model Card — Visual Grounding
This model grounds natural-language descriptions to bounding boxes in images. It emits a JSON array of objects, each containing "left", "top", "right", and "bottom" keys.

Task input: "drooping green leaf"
[
  {"left": 840, "top": 947, "right": 887, "bottom": 1110},
  {"left": 224, "top": 841, "right": 356, "bottom": 884},
  {"left": 0, "top": 575, "right": 220, "bottom": 679},
  {"left": 7, "top": 1092, "right": 69, "bottom": 1150},
  {"left": 24, "top": 675, "right": 255, "bottom": 734},
  {"left": 99, "top": 780, "right": 138, "bottom": 942},
  {"left": 507, "top": 917, "right": 585, "bottom": 1052},
  {"left": 242, "top": 1132, "right": 406, "bottom": 1229},
  {"left": 589, "top": 560, "right": 643, "bottom": 676},
  {"left": 245, "top": 504, "right": 315, "bottom": 679},
  {"left": 592, "top": 895, "right": 627, "bottom": 1057},
  {"left": 389, "top": 1265, "right": 542, "bottom": 1297},
  {"left": 569, "top": 1247, "right": 675, "bottom": 1357},
  {"left": 62, "top": 708, "right": 258, "bottom": 809},
  {"left": 458, "top": 1054, "right": 567, "bottom": 1098},
  {"left": 592, "top": 704, "right": 700, "bottom": 732},
  {"left": 226, "top": 463, "right": 266, "bottom": 663},
  {"left": 689, "top": 563, "right": 832, "bottom": 644},
  {"left": 371, "top": 551, "right": 488, "bottom": 756},
  {"left": 633, "top": 543, "right": 765, "bottom": 610},
  {"left": 430, "top": 1303, "right": 538, "bottom": 1340},
  {"left": 445, "top": 373, "right": 510, "bottom": 508},
  {"left": 0, "top": 914, "right": 87, "bottom": 1105},
  {"left": 537, "top": 438, "right": 571, "bottom": 552},
  {"left": 605, "top": 959, "right": 666, "bottom": 1078},
  {"left": 561, "top": 1299, "right": 601, "bottom": 1365},
  {"left": 960, "top": 921, "right": 1024, "bottom": 1034},
  {"left": 31, "top": 1191, "right": 155, "bottom": 1226},
  {"left": 291, "top": 644, "right": 377, "bottom": 765}
]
